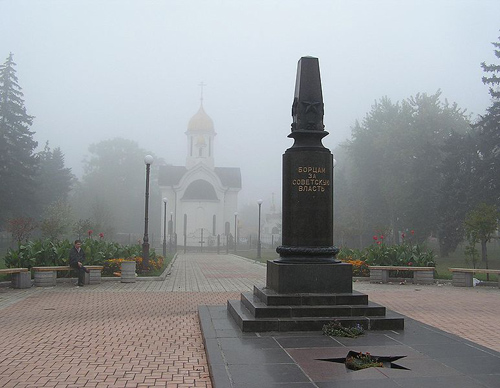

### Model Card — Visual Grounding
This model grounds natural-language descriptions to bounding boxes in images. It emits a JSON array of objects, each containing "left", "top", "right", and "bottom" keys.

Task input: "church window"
[{"left": 182, "top": 180, "right": 218, "bottom": 200}]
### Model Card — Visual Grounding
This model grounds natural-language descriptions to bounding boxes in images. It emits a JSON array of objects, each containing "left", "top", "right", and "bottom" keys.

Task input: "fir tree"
[
  {"left": 37, "top": 141, "right": 74, "bottom": 210},
  {"left": 0, "top": 53, "right": 38, "bottom": 227},
  {"left": 476, "top": 33, "right": 500, "bottom": 207}
]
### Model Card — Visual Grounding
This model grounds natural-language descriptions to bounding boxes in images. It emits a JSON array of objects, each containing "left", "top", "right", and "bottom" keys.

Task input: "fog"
[{"left": 2, "top": 0, "right": 499, "bottom": 212}]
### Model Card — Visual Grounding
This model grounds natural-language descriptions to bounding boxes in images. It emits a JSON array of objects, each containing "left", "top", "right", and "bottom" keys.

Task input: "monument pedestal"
[
  {"left": 228, "top": 260, "right": 404, "bottom": 332},
  {"left": 267, "top": 261, "right": 352, "bottom": 294}
]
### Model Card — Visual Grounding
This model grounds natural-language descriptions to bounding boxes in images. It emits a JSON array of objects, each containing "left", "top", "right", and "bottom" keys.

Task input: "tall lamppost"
[
  {"left": 162, "top": 198, "right": 167, "bottom": 257},
  {"left": 234, "top": 212, "right": 238, "bottom": 254},
  {"left": 332, "top": 158, "right": 337, "bottom": 243},
  {"left": 142, "top": 155, "right": 154, "bottom": 269},
  {"left": 169, "top": 212, "right": 173, "bottom": 252},
  {"left": 257, "top": 199, "right": 263, "bottom": 259}
]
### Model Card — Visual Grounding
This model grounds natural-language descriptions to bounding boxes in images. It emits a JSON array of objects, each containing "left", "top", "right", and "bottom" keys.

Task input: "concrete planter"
[{"left": 121, "top": 261, "right": 136, "bottom": 283}]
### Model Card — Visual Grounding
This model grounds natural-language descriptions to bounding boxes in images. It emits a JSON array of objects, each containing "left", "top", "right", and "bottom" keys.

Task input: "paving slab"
[
  {"left": 1, "top": 253, "right": 500, "bottom": 387},
  {"left": 199, "top": 304, "right": 500, "bottom": 388}
]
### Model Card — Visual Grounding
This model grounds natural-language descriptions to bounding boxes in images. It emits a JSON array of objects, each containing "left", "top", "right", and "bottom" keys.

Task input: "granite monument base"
[
  {"left": 267, "top": 260, "right": 352, "bottom": 294},
  {"left": 228, "top": 260, "right": 404, "bottom": 332}
]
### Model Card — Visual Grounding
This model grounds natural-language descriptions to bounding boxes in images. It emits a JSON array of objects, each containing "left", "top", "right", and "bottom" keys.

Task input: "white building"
[
  {"left": 158, "top": 101, "right": 241, "bottom": 247},
  {"left": 261, "top": 193, "right": 282, "bottom": 247}
]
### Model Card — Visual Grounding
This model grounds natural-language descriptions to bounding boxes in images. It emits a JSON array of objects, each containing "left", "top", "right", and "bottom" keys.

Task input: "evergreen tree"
[
  {"left": 0, "top": 53, "right": 38, "bottom": 227},
  {"left": 476, "top": 33, "right": 500, "bottom": 207},
  {"left": 36, "top": 141, "right": 74, "bottom": 210}
]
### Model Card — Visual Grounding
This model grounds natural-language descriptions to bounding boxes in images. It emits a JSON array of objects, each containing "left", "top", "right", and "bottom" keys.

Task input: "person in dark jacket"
[{"left": 69, "top": 240, "right": 89, "bottom": 286}]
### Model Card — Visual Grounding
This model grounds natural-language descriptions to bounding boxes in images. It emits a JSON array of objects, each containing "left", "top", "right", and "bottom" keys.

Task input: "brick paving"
[{"left": 0, "top": 253, "right": 499, "bottom": 387}]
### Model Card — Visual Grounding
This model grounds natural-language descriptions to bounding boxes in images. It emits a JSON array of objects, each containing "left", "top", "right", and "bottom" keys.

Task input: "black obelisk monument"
[
  {"left": 268, "top": 56, "right": 352, "bottom": 293},
  {"left": 225, "top": 56, "right": 403, "bottom": 331}
]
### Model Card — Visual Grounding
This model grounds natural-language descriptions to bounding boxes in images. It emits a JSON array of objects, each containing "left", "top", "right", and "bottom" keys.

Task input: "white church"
[{"left": 158, "top": 100, "right": 241, "bottom": 247}]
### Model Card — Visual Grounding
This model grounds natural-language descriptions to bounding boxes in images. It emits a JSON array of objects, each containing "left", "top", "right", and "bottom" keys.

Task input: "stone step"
[
  {"left": 227, "top": 299, "right": 405, "bottom": 332},
  {"left": 253, "top": 286, "right": 369, "bottom": 306},
  {"left": 241, "top": 292, "right": 386, "bottom": 319}
]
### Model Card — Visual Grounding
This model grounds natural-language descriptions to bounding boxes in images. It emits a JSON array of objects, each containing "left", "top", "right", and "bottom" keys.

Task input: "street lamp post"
[
  {"left": 162, "top": 198, "right": 167, "bottom": 258},
  {"left": 257, "top": 199, "right": 263, "bottom": 259},
  {"left": 234, "top": 212, "right": 238, "bottom": 254},
  {"left": 142, "top": 155, "right": 154, "bottom": 270},
  {"left": 332, "top": 158, "right": 337, "bottom": 243},
  {"left": 169, "top": 212, "right": 173, "bottom": 252}
]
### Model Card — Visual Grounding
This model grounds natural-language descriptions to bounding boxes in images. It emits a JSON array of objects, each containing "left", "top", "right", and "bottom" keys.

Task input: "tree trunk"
[{"left": 481, "top": 239, "right": 489, "bottom": 281}]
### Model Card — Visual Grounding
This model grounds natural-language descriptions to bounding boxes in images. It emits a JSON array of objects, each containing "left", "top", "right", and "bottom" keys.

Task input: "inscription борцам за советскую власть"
[{"left": 292, "top": 166, "right": 330, "bottom": 192}]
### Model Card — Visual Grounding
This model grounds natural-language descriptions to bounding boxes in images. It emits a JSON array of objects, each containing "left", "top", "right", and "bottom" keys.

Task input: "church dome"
[{"left": 187, "top": 104, "right": 214, "bottom": 133}]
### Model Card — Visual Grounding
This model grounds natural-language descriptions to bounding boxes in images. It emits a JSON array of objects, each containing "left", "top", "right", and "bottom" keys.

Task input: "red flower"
[
  {"left": 411, "top": 230, "right": 415, "bottom": 235},
  {"left": 88, "top": 230, "right": 93, "bottom": 235},
  {"left": 408, "top": 262, "right": 413, "bottom": 266},
  {"left": 401, "top": 233, "right": 405, "bottom": 239},
  {"left": 380, "top": 235, "right": 384, "bottom": 240},
  {"left": 377, "top": 241, "right": 381, "bottom": 245},
  {"left": 373, "top": 235, "right": 378, "bottom": 240},
  {"left": 99, "top": 233, "right": 104, "bottom": 239}
]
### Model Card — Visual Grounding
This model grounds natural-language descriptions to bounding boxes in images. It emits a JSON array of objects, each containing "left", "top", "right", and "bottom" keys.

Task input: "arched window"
[{"left": 182, "top": 180, "right": 218, "bottom": 200}]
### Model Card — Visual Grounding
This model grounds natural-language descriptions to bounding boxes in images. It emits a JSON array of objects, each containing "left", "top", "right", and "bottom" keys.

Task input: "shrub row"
[
  {"left": 337, "top": 242, "right": 436, "bottom": 277},
  {"left": 3, "top": 238, "right": 163, "bottom": 274}
]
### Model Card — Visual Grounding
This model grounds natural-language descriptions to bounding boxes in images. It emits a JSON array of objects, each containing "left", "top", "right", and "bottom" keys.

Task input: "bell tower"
[{"left": 186, "top": 82, "right": 216, "bottom": 170}]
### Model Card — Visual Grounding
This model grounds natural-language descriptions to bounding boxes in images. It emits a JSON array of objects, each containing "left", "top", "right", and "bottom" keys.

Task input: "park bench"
[
  {"left": 0, "top": 268, "right": 31, "bottom": 289},
  {"left": 449, "top": 268, "right": 500, "bottom": 288},
  {"left": 369, "top": 265, "right": 435, "bottom": 284},
  {"left": 32, "top": 265, "right": 104, "bottom": 287}
]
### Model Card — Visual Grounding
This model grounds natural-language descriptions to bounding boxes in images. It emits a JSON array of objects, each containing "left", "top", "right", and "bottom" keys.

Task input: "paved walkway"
[{"left": 0, "top": 253, "right": 499, "bottom": 387}]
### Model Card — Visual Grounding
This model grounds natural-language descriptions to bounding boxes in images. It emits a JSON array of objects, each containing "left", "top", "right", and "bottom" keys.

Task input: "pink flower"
[
  {"left": 88, "top": 230, "right": 93, "bottom": 235},
  {"left": 380, "top": 235, "right": 384, "bottom": 240},
  {"left": 99, "top": 233, "right": 104, "bottom": 239},
  {"left": 401, "top": 233, "right": 405, "bottom": 239},
  {"left": 377, "top": 241, "right": 381, "bottom": 245},
  {"left": 373, "top": 235, "right": 378, "bottom": 240},
  {"left": 408, "top": 262, "right": 413, "bottom": 266}
]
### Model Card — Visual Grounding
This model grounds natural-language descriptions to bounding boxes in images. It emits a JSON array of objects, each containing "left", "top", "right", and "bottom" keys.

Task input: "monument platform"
[
  {"left": 199, "top": 304, "right": 500, "bottom": 388},
  {"left": 228, "top": 286, "right": 404, "bottom": 332}
]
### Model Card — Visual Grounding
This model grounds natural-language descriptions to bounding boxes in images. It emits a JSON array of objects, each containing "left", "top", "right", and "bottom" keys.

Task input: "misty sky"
[{"left": 2, "top": 0, "right": 499, "bottom": 212}]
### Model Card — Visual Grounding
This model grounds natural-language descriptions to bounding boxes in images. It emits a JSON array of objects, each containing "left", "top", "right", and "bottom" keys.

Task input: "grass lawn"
[{"left": 427, "top": 240, "right": 500, "bottom": 281}]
